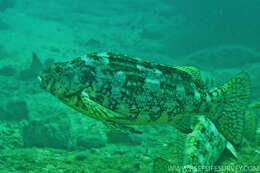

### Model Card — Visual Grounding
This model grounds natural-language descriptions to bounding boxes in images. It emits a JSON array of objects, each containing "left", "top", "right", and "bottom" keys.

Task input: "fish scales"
[
  {"left": 87, "top": 53, "right": 205, "bottom": 123},
  {"left": 38, "top": 52, "right": 250, "bottom": 146},
  {"left": 39, "top": 52, "right": 251, "bottom": 172}
]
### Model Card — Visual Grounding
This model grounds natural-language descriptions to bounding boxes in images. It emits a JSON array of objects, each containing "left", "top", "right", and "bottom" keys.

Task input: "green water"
[{"left": 0, "top": 0, "right": 259, "bottom": 172}]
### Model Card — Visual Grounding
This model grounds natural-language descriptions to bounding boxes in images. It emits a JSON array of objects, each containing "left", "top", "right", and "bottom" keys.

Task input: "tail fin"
[{"left": 211, "top": 72, "right": 250, "bottom": 145}]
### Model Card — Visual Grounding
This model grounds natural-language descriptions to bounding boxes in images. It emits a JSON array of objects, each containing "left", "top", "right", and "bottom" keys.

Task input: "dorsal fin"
[{"left": 175, "top": 66, "right": 201, "bottom": 81}]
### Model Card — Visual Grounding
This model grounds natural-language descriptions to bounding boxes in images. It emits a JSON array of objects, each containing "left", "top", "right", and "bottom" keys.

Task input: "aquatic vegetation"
[
  {"left": 0, "top": 121, "right": 24, "bottom": 149},
  {"left": 0, "top": 147, "right": 152, "bottom": 172}
]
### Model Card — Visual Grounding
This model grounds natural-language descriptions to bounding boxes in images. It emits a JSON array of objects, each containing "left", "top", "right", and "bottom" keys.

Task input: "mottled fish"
[{"left": 38, "top": 52, "right": 250, "bottom": 171}]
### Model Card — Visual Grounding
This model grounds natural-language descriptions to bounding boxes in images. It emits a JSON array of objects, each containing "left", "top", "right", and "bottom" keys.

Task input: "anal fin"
[{"left": 154, "top": 117, "right": 229, "bottom": 173}]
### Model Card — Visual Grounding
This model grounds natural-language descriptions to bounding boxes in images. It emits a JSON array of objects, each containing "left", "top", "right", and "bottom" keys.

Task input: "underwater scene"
[{"left": 0, "top": 0, "right": 260, "bottom": 172}]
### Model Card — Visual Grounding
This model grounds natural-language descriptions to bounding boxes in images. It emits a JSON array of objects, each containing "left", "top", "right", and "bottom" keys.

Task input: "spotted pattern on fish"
[
  {"left": 38, "top": 52, "right": 250, "bottom": 146},
  {"left": 80, "top": 53, "right": 208, "bottom": 124}
]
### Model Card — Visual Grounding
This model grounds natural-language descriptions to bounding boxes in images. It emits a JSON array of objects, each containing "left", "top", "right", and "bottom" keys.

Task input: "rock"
[
  {"left": 77, "top": 38, "right": 101, "bottom": 48},
  {"left": 186, "top": 46, "right": 260, "bottom": 69},
  {"left": 3, "top": 100, "right": 29, "bottom": 121},
  {"left": 31, "top": 52, "right": 43, "bottom": 70},
  {"left": 5, "top": 100, "right": 29, "bottom": 120},
  {"left": 76, "top": 135, "right": 106, "bottom": 149},
  {"left": 140, "top": 27, "right": 165, "bottom": 40},
  {"left": 0, "top": 121, "right": 24, "bottom": 149},
  {"left": 44, "top": 58, "right": 55, "bottom": 66},
  {"left": 106, "top": 130, "right": 141, "bottom": 146},
  {"left": 0, "top": 0, "right": 16, "bottom": 12},
  {"left": 0, "top": 18, "right": 10, "bottom": 30},
  {"left": 74, "top": 152, "right": 87, "bottom": 161},
  {"left": 0, "top": 65, "right": 16, "bottom": 76},
  {"left": 0, "top": 106, "right": 11, "bottom": 121},
  {"left": 49, "top": 47, "right": 60, "bottom": 53},
  {"left": 0, "top": 45, "right": 8, "bottom": 59},
  {"left": 22, "top": 114, "right": 72, "bottom": 150},
  {"left": 19, "top": 52, "right": 43, "bottom": 81},
  {"left": 85, "top": 38, "right": 101, "bottom": 47}
]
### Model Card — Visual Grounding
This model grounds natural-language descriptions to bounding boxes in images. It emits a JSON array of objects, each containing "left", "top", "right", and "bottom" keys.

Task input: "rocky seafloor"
[
  {"left": 0, "top": 0, "right": 260, "bottom": 172},
  {"left": 0, "top": 52, "right": 259, "bottom": 172}
]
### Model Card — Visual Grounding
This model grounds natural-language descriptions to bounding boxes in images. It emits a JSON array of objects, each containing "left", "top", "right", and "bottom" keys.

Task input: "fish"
[{"left": 38, "top": 52, "right": 250, "bottom": 171}]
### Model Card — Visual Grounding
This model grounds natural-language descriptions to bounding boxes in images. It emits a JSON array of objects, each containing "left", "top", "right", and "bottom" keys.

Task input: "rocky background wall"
[{"left": 0, "top": 0, "right": 260, "bottom": 172}]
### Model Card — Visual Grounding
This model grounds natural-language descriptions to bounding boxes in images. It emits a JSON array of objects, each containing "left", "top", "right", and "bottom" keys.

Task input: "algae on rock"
[
  {"left": 22, "top": 114, "right": 73, "bottom": 150},
  {"left": 0, "top": 121, "right": 24, "bottom": 150}
]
